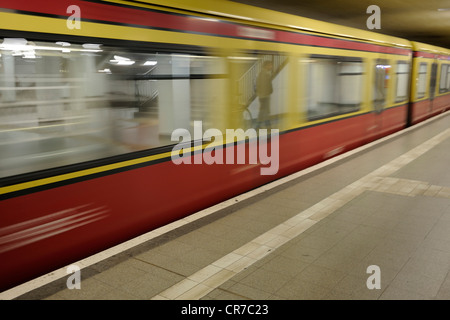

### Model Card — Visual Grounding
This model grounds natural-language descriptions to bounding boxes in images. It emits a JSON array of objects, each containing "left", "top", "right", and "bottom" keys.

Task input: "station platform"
[{"left": 2, "top": 111, "right": 450, "bottom": 301}]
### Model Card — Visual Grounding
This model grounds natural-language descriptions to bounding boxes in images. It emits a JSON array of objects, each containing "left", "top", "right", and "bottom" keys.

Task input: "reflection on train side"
[
  {"left": 0, "top": 38, "right": 294, "bottom": 178},
  {"left": 0, "top": 38, "right": 230, "bottom": 177}
]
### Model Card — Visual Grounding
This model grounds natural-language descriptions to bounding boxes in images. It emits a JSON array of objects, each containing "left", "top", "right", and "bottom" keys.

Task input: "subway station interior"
[{"left": 0, "top": 0, "right": 449, "bottom": 304}]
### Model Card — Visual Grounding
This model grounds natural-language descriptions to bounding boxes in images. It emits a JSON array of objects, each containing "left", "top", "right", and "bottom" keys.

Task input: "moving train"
[{"left": 0, "top": 0, "right": 449, "bottom": 292}]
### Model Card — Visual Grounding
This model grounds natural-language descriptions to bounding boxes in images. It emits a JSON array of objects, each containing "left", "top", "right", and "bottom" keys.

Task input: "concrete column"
[
  {"left": 1, "top": 53, "right": 16, "bottom": 102},
  {"left": 157, "top": 54, "right": 190, "bottom": 136}
]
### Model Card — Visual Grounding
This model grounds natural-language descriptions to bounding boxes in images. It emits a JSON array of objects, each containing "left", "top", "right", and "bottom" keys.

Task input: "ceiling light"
[
  {"left": 98, "top": 68, "right": 111, "bottom": 73},
  {"left": 56, "top": 41, "right": 71, "bottom": 46},
  {"left": 23, "top": 51, "right": 36, "bottom": 59},
  {"left": 110, "top": 55, "right": 135, "bottom": 65},
  {"left": 56, "top": 41, "right": 71, "bottom": 53},
  {"left": 0, "top": 38, "right": 28, "bottom": 51},
  {"left": 83, "top": 43, "right": 101, "bottom": 50}
]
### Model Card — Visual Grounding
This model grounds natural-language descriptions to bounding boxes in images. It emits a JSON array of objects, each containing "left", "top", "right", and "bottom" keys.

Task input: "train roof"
[
  {"left": 411, "top": 41, "right": 450, "bottom": 56},
  {"left": 137, "top": 0, "right": 412, "bottom": 49}
]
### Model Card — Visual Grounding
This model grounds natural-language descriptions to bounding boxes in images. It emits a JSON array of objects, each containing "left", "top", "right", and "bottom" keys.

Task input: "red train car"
[{"left": 409, "top": 41, "right": 450, "bottom": 124}]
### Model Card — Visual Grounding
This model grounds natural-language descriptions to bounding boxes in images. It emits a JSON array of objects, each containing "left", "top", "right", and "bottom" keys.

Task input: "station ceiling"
[{"left": 231, "top": 0, "right": 450, "bottom": 49}]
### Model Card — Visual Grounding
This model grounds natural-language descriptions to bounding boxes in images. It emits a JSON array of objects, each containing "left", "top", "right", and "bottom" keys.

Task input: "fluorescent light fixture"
[
  {"left": 56, "top": 41, "right": 71, "bottom": 53},
  {"left": 83, "top": 43, "right": 101, "bottom": 50},
  {"left": 22, "top": 50, "right": 36, "bottom": 59},
  {"left": 144, "top": 60, "right": 157, "bottom": 66},
  {"left": 1, "top": 39, "right": 101, "bottom": 54},
  {"left": 113, "top": 55, "right": 129, "bottom": 60},
  {"left": 56, "top": 41, "right": 71, "bottom": 46},
  {"left": 228, "top": 56, "right": 258, "bottom": 61},
  {"left": 110, "top": 55, "right": 135, "bottom": 65},
  {"left": 1, "top": 38, "right": 28, "bottom": 51},
  {"left": 79, "top": 44, "right": 102, "bottom": 53},
  {"left": 98, "top": 68, "right": 111, "bottom": 73},
  {"left": 438, "top": 8, "right": 450, "bottom": 11},
  {"left": 113, "top": 60, "right": 135, "bottom": 65}
]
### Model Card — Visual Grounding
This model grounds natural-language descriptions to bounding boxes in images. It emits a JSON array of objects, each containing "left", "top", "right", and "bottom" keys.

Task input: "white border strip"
[{"left": 1, "top": 111, "right": 448, "bottom": 300}]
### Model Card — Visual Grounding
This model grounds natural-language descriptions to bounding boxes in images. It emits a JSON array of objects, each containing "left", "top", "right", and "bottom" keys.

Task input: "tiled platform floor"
[{"left": 4, "top": 111, "right": 450, "bottom": 300}]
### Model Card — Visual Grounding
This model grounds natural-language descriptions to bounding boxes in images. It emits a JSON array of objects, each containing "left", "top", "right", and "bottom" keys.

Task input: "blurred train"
[{"left": 0, "top": 0, "right": 449, "bottom": 292}]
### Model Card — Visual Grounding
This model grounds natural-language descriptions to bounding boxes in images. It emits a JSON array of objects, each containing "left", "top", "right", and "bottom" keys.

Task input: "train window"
[
  {"left": 439, "top": 64, "right": 449, "bottom": 93},
  {"left": 306, "top": 55, "right": 363, "bottom": 120},
  {"left": 417, "top": 62, "right": 427, "bottom": 99},
  {"left": 448, "top": 64, "right": 450, "bottom": 90},
  {"left": 395, "top": 62, "right": 409, "bottom": 103},
  {"left": 235, "top": 52, "right": 288, "bottom": 130},
  {"left": 0, "top": 38, "right": 226, "bottom": 177},
  {"left": 373, "top": 59, "right": 391, "bottom": 112}
]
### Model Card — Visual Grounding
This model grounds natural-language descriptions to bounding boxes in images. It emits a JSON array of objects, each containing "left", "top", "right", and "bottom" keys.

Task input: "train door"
[
  {"left": 373, "top": 59, "right": 390, "bottom": 112},
  {"left": 429, "top": 61, "right": 438, "bottom": 113},
  {"left": 371, "top": 59, "right": 391, "bottom": 138}
]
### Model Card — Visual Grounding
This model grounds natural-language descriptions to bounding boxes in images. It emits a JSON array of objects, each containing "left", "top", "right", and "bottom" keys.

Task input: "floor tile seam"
[
  {"left": 388, "top": 270, "right": 445, "bottom": 298},
  {"left": 132, "top": 256, "right": 188, "bottom": 279},
  {"left": 401, "top": 262, "right": 450, "bottom": 283},
  {"left": 413, "top": 210, "right": 447, "bottom": 252},
  {"left": 71, "top": 275, "right": 130, "bottom": 299},
  {"left": 224, "top": 274, "right": 293, "bottom": 299},
  {"left": 287, "top": 271, "right": 347, "bottom": 295},
  {"left": 420, "top": 237, "right": 450, "bottom": 256},
  {"left": 309, "top": 238, "right": 382, "bottom": 279},
  {"left": 212, "top": 287, "right": 252, "bottom": 300},
  {"left": 379, "top": 240, "right": 449, "bottom": 297},
  {"left": 374, "top": 258, "right": 410, "bottom": 300},
  {"left": 89, "top": 269, "right": 153, "bottom": 296},
  {"left": 435, "top": 267, "right": 450, "bottom": 298},
  {"left": 362, "top": 215, "right": 450, "bottom": 300},
  {"left": 298, "top": 234, "right": 369, "bottom": 268},
  {"left": 377, "top": 282, "right": 431, "bottom": 300},
  {"left": 326, "top": 275, "right": 385, "bottom": 299}
]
